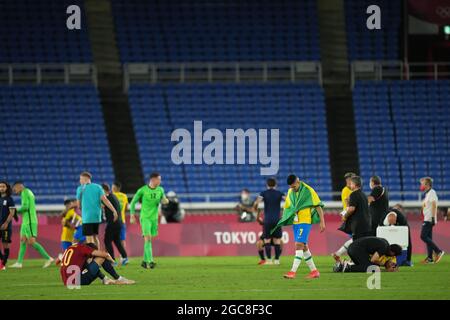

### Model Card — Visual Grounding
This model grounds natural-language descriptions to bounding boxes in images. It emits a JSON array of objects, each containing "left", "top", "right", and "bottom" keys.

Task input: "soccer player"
[
  {"left": 419, "top": 177, "right": 445, "bottom": 264},
  {"left": 341, "top": 172, "right": 356, "bottom": 209},
  {"left": 333, "top": 237, "right": 402, "bottom": 273},
  {"left": 130, "top": 172, "right": 168, "bottom": 269},
  {"left": 332, "top": 172, "right": 356, "bottom": 262},
  {"left": 55, "top": 199, "right": 85, "bottom": 265},
  {"left": 9, "top": 182, "right": 54, "bottom": 268},
  {"left": 253, "top": 178, "right": 285, "bottom": 265},
  {"left": 274, "top": 174, "right": 325, "bottom": 279},
  {"left": 0, "top": 181, "right": 16, "bottom": 269},
  {"left": 102, "top": 183, "right": 128, "bottom": 264},
  {"left": 60, "top": 242, "right": 134, "bottom": 287},
  {"left": 60, "top": 199, "right": 82, "bottom": 250},
  {"left": 76, "top": 172, "right": 118, "bottom": 248},
  {"left": 112, "top": 181, "right": 129, "bottom": 265}
]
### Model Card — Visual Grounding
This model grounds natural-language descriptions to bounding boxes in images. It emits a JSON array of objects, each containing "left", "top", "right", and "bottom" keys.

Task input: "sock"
[
  {"left": 290, "top": 250, "right": 304, "bottom": 272},
  {"left": 303, "top": 249, "right": 317, "bottom": 272},
  {"left": 97, "top": 270, "right": 105, "bottom": 280},
  {"left": 102, "top": 260, "right": 120, "bottom": 280},
  {"left": 258, "top": 250, "right": 265, "bottom": 260},
  {"left": 17, "top": 242, "right": 27, "bottom": 264},
  {"left": 0, "top": 250, "right": 3, "bottom": 262},
  {"left": 31, "top": 242, "right": 51, "bottom": 260},
  {"left": 336, "top": 239, "right": 353, "bottom": 257},
  {"left": 3, "top": 248, "right": 10, "bottom": 264},
  {"left": 274, "top": 244, "right": 282, "bottom": 260},
  {"left": 144, "top": 240, "right": 153, "bottom": 263},
  {"left": 264, "top": 243, "right": 272, "bottom": 260}
]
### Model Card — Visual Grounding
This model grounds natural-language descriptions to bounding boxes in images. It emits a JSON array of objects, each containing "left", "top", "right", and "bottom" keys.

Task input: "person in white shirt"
[{"left": 419, "top": 177, "right": 445, "bottom": 264}]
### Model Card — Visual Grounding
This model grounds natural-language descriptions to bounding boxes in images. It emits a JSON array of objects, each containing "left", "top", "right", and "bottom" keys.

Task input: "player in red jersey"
[{"left": 60, "top": 243, "right": 134, "bottom": 287}]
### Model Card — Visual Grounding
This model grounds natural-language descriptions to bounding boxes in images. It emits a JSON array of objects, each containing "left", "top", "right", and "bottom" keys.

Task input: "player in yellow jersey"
[
  {"left": 281, "top": 175, "right": 325, "bottom": 280},
  {"left": 112, "top": 181, "right": 129, "bottom": 266},
  {"left": 56, "top": 199, "right": 85, "bottom": 265},
  {"left": 333, "top": 172, "right": 356, "bottom": 262}
]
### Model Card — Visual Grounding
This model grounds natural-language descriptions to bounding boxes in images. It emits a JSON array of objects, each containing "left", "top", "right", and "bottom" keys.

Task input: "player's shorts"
[
  {"left": 120, "top": 223, "right": 127, "bottom": 241},
  {"left": 141, "top": 218, "right": 158, "bottom": 237},
  {"left": 82, "top": 223, "right": 100, "bottom": 236},
  {"left": 0, "top": 226, "right": 12, "bottom": 243},
  {"left": 20, "top": 223, "right": 38, "bottom": 238},
  {"left": 61, "top": 241, "right": 72, "bottom": 251},
  {"left": 74, "top": 226, "right": 86, "bottom": 243},
  {"left": 263, "top": 223, "right": 282, "bottom": 239},
  {"left": 293, "top": 223, "right": 312, "bottom": 244},
  {"left": 80, "top": 261, "right": 100, "bottom": 286}
]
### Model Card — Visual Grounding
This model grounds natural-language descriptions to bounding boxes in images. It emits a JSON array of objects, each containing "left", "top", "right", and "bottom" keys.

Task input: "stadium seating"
[
  {"left": 0, "top": 85, "right": 114, "bottom": 203},
  {"left": 353, "top": 80, "right": 450, "bottom": 200},
  {"left": 345, "top": 0, "right": 401, "bottom": 61},
  {"left": 0, "top": 0, "right": 91, "bottom": 62},
  {"left": 129, "top": 84, "right": 332, "bottom": 202},
  {"left": 112, "top": 0, "right": 320, "bottom": 62}
]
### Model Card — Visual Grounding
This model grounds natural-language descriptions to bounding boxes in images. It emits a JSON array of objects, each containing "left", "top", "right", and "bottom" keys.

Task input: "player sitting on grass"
[
  {"left": 333, "top": 236, "right": 402, "bottom": 273},
  {"left": 273, "top": 175, "right": 326, "bottom": 279},
  {"left": 60, "top": 242, "right": 134, "bottom": 287}
]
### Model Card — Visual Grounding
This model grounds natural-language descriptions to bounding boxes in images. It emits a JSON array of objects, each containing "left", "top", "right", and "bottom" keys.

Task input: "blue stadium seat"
[{"left": 0, "top": 85, "right": 114, "bottom": 203}]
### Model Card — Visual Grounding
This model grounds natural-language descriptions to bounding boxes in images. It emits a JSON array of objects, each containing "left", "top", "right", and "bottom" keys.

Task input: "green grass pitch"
[{"left": 1, "top": 255, "right": 449, "bottom": 300}]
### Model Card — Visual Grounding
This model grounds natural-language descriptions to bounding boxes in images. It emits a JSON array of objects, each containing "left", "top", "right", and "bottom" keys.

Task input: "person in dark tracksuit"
[
  {"left": 368, "top": 176, "right": 389, "bottom": 236},
  {"left": 334, "top": 237, "right": 402, "bottom": 273},
  {"left": 340, "top": 176, "right": 372, "bottom": 241},
  {"left": 101, "top": 183, "right": 128, "bottom": 264}
]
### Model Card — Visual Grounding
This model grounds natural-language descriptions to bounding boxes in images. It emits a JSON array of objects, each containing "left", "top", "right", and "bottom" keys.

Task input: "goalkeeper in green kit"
[
  {"left": 10, "top": 182, "right": 54, "bottom": 268},
  {"left": 130, "top": 172, "right": 168, "bottom": 269}
]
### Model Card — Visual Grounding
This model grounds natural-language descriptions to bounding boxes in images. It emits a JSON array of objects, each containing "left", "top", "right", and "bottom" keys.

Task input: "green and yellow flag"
[{"left": 271, "top": 182, "right": 324, "bottom": 234}]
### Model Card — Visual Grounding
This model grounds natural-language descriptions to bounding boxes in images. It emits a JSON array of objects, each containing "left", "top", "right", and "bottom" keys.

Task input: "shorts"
[
  {"left": 74, "top": 226, "right": 86, "bottom": 243},
  {"left": 120, "top": 223, "right": 127, "bottom": 241},
  {"left": 263, "top": 223, "right": 282, "bottom": 239},
  {"left": 141, "top": 218, "right": 158, "bottom": 237},
  {"left": 61, "top": 241, "right": 72, "bottom": 251},
  {"left": 293, "top": 223, "right": 312, "bottom": 244},
  {"left": 80, "top": 261, "right": 100, "bottom": 286},
  {"left": 82, "top": 223, "right": 100, "bottom": 237},
  {"left": 20, "top": 223, "right": 38, "bottom": 238},
  {"left": 0, "top": 227, "right": 12, "bottom": 243}
]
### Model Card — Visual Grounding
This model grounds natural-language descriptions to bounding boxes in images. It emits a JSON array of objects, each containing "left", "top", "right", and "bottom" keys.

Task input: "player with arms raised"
[{"left": 130, "top": 172, "right": 168, "bottom": 269}]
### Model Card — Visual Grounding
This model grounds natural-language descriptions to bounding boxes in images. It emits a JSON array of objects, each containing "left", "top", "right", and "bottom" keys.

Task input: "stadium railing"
[
  {"left": 350, "top": 61, "right": 450, "bottom": 89},
  {"left": 0, "top": 63, "right": 97, "bottom": 86},
  {"left": 23, "top": 191, "right": 450, "bottom": 213},
  {"left": 123, "top": 61, "right": 323, "bottom": 92}
]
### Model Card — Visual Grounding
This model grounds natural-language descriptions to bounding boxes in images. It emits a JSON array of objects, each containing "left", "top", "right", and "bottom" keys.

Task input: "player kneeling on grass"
[
  {"left": 60, "top": 242, "right": 134, "bottom": 287},
  {"left": 333, "top": 236, "right": 402, "bottom": 273},
  {"left": 273, "top": 175, "right": 326, "bottom": 279}
]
